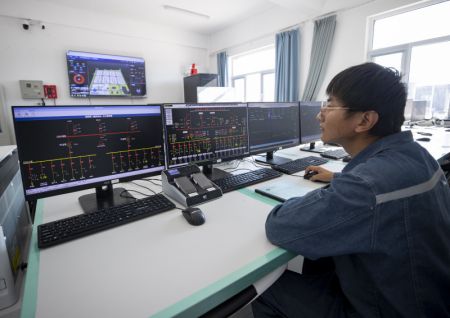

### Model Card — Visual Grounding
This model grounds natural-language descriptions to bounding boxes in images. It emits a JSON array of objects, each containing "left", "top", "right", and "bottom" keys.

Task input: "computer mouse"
[
  {"left": 342, "top": 155, "right": 352, "bottom": 163},
  {"left": 303, "top": 170, "right": 319, "bottom": 180},
  {"left": 182, "top": 207, "right": 205, "bottom": 226},
  {"left": 416, "top": 137, "right": 430, "bottom": 142}
]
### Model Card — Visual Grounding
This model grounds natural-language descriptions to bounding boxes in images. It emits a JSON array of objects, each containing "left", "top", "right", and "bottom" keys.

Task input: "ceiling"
[{"left": 38, "top": 0, "right": 373, "bottom": 35}]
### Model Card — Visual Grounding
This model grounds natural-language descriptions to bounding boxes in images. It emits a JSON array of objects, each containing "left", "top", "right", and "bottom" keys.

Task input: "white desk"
[
  {"left": 406, "top": 126, "right": 450, "bottom": 160},
  {"left": 19, "top": 133, "right": 449, "bottom": 318},
  {"left": 20, "top": 149, "right": 344, "bottom": 318},
  {"left": 22, "top": 191, "right": 288, "bottom": 318}
]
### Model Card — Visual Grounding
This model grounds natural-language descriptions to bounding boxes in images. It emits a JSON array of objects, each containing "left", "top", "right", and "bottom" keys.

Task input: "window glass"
[
  {"left": 245, "top": 74, "right": 261, "bottom": 102},
  {"left": 262, "top": 73, "right": 275, "bottom": 102},
  {"left": 233, "top": 78, "right": 245, "bottom": 102},
  {"left": 230, "top": 45, "right": 275, "bottom": 102},
  {"left": 373, "top": 52, "right": 402, "bottom": 72},
  {"left": 232, "top": 47, "right": 275, "bottom": 76},
  {"left": 373, "top": 1, "right": 450, "bottom": 49},
  {"left": 409, "top": 41, "right": 450, "bottom": 119}
]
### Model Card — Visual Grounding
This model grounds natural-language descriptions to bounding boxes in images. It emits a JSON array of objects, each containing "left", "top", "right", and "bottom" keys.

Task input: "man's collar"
[{"left": 343, "top": 131, "right": 413, "bottom": 172}]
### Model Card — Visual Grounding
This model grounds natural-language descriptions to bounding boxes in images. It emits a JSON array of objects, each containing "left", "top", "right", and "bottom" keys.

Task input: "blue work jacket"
[{"left": 266, "top": 130, "right": 450, "bottom": 317}]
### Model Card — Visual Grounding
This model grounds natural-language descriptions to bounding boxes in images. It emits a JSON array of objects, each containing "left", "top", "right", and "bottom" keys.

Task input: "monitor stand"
[
  {"left": 255, "top": 151, "right": 291, "bottom": 166},
  {"left": 201, "top": 163, "right": 231, "bottom": 181},
  {"left": 300, "top": 142, "right": 327, "bottom": 153},
  {"left": 78, "top": 183, "right": 135, "bottom": 213}
]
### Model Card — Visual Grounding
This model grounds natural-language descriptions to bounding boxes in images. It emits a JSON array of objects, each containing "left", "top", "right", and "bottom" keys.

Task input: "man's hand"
[{"left": 304, "top": 166, "right": 334, "bottom": 182}]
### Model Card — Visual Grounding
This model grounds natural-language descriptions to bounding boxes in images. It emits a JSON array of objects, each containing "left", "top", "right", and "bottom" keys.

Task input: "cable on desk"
[
  {"left": 244, "top": 157, "right": 271, "bottom": 168},
  {"left": 130, "top": 181, "right": 159, "bottom": 195},
  {"left": 119, "top": 188, "right": 160, "bottom": 200},
  {"left": 144, "top": 177, "right": 162, "bottom": 182},
  {"left": 225, "top": 168, "right": 253, "bottom": 173},
  {"left": 223, "top": 160, "right": 244, "bottom": 171},
  {"left": 140, "top": 178, "right": 163, "bottom": 186}
]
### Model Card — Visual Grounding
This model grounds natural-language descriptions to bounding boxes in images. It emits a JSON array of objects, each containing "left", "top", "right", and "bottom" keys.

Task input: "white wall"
[
  {"left": 0, "top": 0, "right": 422, "bottom": 145},
  {"left": 0, "top": 0, "right": 210, "bottom": 144},
  {"left": 208, "top": 0, "right": 419, "bottom": 101}
]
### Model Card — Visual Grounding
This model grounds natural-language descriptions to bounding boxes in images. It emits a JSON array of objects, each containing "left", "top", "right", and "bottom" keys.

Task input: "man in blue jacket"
[{"left": 252, "top": 62, "right": 450, "bottom": 317}]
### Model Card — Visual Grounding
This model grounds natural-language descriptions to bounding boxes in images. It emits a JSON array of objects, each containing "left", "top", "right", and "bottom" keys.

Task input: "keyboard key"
[
  {"left": 37, "top": 193, "right": 175, "bottom": 249},
  {"left": 213, "top": 168, "right": 282, "bottom": 193},
  {"left": 320, "top": 148, "right": 348, "bottom": 160},
  {"left": 272, "top": 156, "right": 328, "bottom": 175}
]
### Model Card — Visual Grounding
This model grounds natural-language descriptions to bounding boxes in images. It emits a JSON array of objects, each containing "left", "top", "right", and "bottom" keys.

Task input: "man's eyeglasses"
[{"left": 319, "top": 104, "right": 351, "bottom": 113}]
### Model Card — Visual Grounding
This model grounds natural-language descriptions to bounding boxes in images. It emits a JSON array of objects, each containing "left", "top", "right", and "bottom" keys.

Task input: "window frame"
[
  {"left": 229, "top": 45, "right": 275, "bottom": 102},
  {"left": 366, "top": 0, "right": 450, "bottom": 118}
]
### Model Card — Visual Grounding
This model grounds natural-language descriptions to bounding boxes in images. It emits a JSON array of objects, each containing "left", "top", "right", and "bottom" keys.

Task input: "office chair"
[{"left": 201, "top": 264, "right": 287, "bottom": 318}]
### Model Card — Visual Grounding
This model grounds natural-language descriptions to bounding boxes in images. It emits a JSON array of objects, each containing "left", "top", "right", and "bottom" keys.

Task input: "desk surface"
[
  {"left": 406, "top": 126, "right": 450, "bottom": 160},
  {"left": 20, "top": 130, "right": 449, "bottom": 317},
  {"left": 20, "top": 149, "right": 344, "bottom": 318},
  {"left": 23, "top": 189, "right": 293, "bottom": 318}
]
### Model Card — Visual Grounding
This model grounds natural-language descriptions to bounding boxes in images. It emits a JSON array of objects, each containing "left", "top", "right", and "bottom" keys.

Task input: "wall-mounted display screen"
[{"left": 66, "top": 50, "right": 146, "bottom": 98}]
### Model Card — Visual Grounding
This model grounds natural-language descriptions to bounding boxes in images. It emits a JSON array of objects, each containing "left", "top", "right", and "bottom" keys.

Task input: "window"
[
  {"left": 367, "top": 0, "right": 450, "bottom": 120},
  {"left": 229, "top": 46, "right": 275, "bottom": 102}
]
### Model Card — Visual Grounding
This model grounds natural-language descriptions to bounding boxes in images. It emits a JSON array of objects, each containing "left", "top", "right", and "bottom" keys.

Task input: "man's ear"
[{"left": 355, "top": 111, "right": 379, "bottom": 133}]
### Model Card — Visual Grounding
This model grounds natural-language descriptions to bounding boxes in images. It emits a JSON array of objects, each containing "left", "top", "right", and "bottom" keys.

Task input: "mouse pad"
[{"left": 255, "top": 179, "right": 327, "bottom": 202}]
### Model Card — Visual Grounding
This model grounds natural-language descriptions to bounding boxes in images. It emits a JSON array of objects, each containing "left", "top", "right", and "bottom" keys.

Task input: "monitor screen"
[
  {"left": 248, "top": 102, "right": 299, "bottom": 154},
  {"left": 66, "top": 50, "right": 146, "bottom": 98},
  {"left": 299, "top": 101, "right": 322, "bottom": 144},
  {"left": 12, "top": 105, "right": 165, "bottom": 201},
  {"left": 163, "top": 103, "right": 249, "bottom": 168},
  {"left": 411, "top": 100, "right": 427, "bottom": 121}
]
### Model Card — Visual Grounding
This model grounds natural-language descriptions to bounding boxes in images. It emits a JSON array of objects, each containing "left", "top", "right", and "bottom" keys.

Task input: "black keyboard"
[
  {"left": 272, "top": 156, "right": 329, "bottom": 174},
  {"left": 320, "top": 148, "right": 349, "bottom": 160},
  {"left": 38, "top": 193, "right": 175, "bottom": 249},
  {"left": 213, "top": 168, "right": 282, "bottom": 193}
]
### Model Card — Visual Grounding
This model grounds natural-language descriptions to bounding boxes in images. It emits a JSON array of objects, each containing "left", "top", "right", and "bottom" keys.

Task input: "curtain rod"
[{"left": 278, "top": 10, "right": 338, "bottom": 32}]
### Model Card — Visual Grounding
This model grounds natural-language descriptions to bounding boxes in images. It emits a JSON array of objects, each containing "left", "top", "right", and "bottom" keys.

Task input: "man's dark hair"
[{"left": 326, "top": 62, "right": 407, "bottom": 136}]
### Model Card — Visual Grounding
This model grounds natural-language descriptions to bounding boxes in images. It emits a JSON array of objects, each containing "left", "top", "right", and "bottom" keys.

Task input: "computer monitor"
[
  {"left": 12, "top": 105, "right": 165, "bottom": 213},
  {"left": 163, "top": 103, "right": 249, "bottom": 180},
  {"left": 411, "top": 100, "right": 428, "bottom": 122},
  {"left": 299, "top": 101, "right": 325, "bottom": 153},
  {"left": 66, "top": 50, "right": 146, "bottom": 98},
  {"left": 248, "top": 102, "right": 300, "bottom": 165}
]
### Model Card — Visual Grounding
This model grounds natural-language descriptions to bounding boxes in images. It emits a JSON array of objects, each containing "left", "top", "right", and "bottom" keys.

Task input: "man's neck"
[{"left": 342, "top": 134, "right": 381, "bottom": 158}]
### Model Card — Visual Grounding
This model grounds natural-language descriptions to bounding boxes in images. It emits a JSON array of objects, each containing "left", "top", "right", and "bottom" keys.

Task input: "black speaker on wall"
[{"left": 183, "top": 73, "right": 218, "bottom": 103}]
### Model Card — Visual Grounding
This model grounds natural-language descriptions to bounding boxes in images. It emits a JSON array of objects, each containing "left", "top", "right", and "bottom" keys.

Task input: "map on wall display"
[
  {"left": 66, "top": 50, "right": 146, "bottom": 98},
  {"left": 89, "top": 69, "right": 130, "bottom": 96}
]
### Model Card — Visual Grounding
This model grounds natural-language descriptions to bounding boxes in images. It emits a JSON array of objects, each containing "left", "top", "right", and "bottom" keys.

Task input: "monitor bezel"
[
  {"left": 299, "top": 101, "right": 323, "bottom": 145},
  {"left": 162, "top": 102, "right": 250, "bottom": 169},
  {"left": 248, "top": 102, "right": 300, "bottom": 156},
  {"left": 66, "top": 50, "right": 147, "bottom": 98},
  {"left": 12, "top": 104, "right": 165, "bottom": 202}
]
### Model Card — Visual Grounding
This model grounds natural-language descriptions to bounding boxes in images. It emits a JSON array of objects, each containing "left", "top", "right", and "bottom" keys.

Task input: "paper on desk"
[{"left": 255, "top": 178, "right": 327, "bottom": 202}]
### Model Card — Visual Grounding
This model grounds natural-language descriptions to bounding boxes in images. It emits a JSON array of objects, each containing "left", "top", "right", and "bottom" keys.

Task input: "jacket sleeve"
[{"left": 266, "top": 172, "right": 377, "bottom": 260}]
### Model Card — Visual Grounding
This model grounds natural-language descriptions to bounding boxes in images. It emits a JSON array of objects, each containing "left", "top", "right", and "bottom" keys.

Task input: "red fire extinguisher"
[{"left": 190, "top": 63, "right": 198, "bottom": 75}]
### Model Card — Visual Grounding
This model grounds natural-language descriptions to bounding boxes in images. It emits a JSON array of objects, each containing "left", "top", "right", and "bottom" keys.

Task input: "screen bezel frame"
[
  {"left": 299, "top": 101, "right": 323, "bottom": 145},
  {"left": 66, "top": 50, "right": 147, "bottom": 98},
  {"left": 12, "top": 104, "right": 165, "bottom": 202}
]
